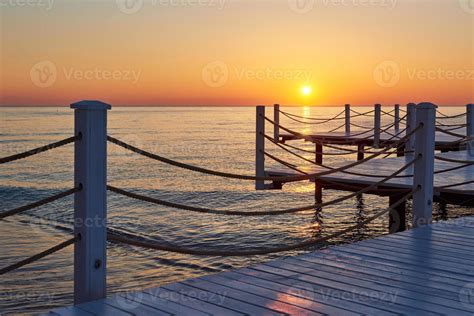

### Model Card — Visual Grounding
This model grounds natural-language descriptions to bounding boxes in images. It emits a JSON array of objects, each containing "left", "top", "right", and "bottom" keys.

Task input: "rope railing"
[
  {"left": 436, "top": 110, "right": 466, "bottom": 119},
  {"left": 350, "top": 109, "right": 375, "bottom": 117},
  {"left": 265, "top": 134, "right": 414, "bottom": 178},
  {"left": 437, "top": 180, "right": 474, "bottom": 189},
  {"left": 107, "top": 157, "right": 417, "bottom": 217},
  {"left": 0, "top": 135, "right": 80, "bottom": 165},
  {"left": 106, "top": 189, "right": 416, "bottom": 256},
  {"left": 279, "top": 109, "right": 346, "bottom": 125},
  {"left": 435, "top": 127, "right": 466, "bottom": 138},
  {"left": 108, "top": 127, "right": 419, "bottom": 183},
  {"left": 434, "top": 156, "right": 474, "bottom": 165},
  {"left": 0, "top": 186, "right": 81, "bottom": 220},
  {"left": 264, "top": 151, "right": 307, "bottom": 174},
  {"left": 436, "top": 121, "right": 467, "bottom": 128},
  {"left": 0, "top": 236, "right": 78, "bottom": 275}
]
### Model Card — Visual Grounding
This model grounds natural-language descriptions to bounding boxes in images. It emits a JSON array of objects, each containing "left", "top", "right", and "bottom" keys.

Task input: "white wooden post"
[
  {"left": 394, "top": 104, "right": 400, "bottom": 133},
  {"left": 256, "top": 106, "right": 265, "bottom": 190},
  {"left": 71, "top": 100, "right": 111, "bottom": 304},
  {"left": 405, "top": 103, "right": 416, "bottom": 155},
  {"left": 345, "top": 104, "right": 351, "bottom": 135},
  {"left": 374, "top": 104, "right": 381, "bottom": 148},
  {"left": 274, "top": 104, "right": 280, "bottom": 142},
  {"left": 467, "top": 103, "right": 474, "bottom": 156},
  {"left": 412, "top": 102, "right": 436, "bottom": 228}
]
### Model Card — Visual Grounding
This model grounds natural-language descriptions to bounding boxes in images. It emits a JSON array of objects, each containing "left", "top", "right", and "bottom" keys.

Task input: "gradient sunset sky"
[{"left": 0, "top": 0, "right": 472, "bottom": 106}]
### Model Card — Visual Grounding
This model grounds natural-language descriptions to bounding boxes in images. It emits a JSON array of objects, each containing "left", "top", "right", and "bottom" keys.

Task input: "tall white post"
[
  {"left": 274, "top": 104, "right": 280, "bottom": 142},
  {"left": 72, "top": 100, "right": 110, "bottom": 304},
  {"left": 412, "top": 102, "right": 436, "bottom": 228},
  {"left": 345, "top": 104, "right": 351, "bottom": 135},
  {"left": 374, "top": 104, "right": 381, "bottom": 148},
  {"left": 256, "top": 106, "right": 265, "bottom": 190},
  {"left": 394, "top": 104, "right": 400, "bottom": 133},
  {"left": 405, "top": 103, "right": 416, "bottom": 155},
  {"left": 467, "top": 103, "right": 474, "bottom": 156}
]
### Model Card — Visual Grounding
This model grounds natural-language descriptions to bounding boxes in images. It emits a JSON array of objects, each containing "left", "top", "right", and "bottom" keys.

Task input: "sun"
[{"left": 301, "top": 85, "right": 312, "bottom": 96}]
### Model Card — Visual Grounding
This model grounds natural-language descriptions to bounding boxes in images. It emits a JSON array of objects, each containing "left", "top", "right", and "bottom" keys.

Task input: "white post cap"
[{"left": 71, "top": 100, "right": 111, "bottom": 110}]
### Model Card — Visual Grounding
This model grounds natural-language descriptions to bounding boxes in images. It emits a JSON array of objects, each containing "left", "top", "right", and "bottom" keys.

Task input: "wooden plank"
[
  {"left": 146, "top": 286, "right": 241, "bottom": 316},
  {"left": 220, "top": 270, "right": 399, "bottom": 316},
  {"left": 73, "top": 300, "right": 132, "bottom": 316},
  {"left": 202, "top": 274, "right": 359, "bottom": 315},
  {"left": 195, "top": 275, "right": 329, "bottom": 315},
  {"left": 234, "top": 267, "right": 437, "bottom": 315},
  {"left": 130, "top": 291, "right": 210, "bottom": 316},
  {"left": 105, "top": 296, "right": 172, "bottom": 316},
  {"left": 254, "top": 261, "right": 472, "bottom": 315},
  {"left": 165, "top": 280, "right": 285, "bottom": 315},
  {"left": 47, "top": 306, "right": 94, "bottom": 316}
]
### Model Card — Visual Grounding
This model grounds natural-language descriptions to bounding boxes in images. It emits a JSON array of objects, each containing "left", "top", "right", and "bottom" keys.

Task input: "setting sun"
[{"left": 301, "top": 86, "right": 312, "bottom": 96}]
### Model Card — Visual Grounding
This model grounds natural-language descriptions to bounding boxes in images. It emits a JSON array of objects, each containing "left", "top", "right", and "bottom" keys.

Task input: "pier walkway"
[{"left": 49, "top": 215, "right": 474, "bottom": 315}]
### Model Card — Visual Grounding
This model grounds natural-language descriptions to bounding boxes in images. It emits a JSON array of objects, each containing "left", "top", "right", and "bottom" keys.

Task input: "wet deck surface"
[{"left": 49, "top": 216, "right": 474, "bottom": 315}]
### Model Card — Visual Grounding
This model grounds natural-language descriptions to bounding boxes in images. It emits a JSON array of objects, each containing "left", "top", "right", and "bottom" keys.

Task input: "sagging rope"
[
  {"left": 350, "top": 109, "right": 375, "bottom": 117},
  {"left": 436, "top": 121, "right": 467, "bottom": 128},
  {"left": 0, "top": 135, "right": 80, "bottom": 164},
  {"left": 107, "top": 157, "right": 417, "bottom": 217},
  {"left": 279, "top": 109, "right": 346, "bottom": 125},
  {"left": 108, "top": 127, "right": 418, "bottom": 183},
  {"left": 265, "top": 134, "right": 414, "bottom": 178},
  {"left": 0, "top": 236, "right": 78, "bottom": 275},
  {"left": 0, "top": 186, "right": 81, "bottom": 220},
  {"left": 436, "top": 111, "right": 466, "bottom": 119},
  {"left": 435, "top": 127, "right": 466, "bottom": 138},
  {"left": 434, "top": 156, "right": 474, "bottom": 165},
  {"left": 264, "top": 152, "right": 307, "bottom": 174},
  {"left": 437, "top": 180, "right": 474, "bottom": 189},
  {"left": 106, "top": 189, "right": 416, "bottom": 256}
]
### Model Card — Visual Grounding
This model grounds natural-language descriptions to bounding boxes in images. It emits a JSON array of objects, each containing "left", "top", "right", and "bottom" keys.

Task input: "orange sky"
[{"left": 0, "top": 0, "right": 473, "bottom": 106}]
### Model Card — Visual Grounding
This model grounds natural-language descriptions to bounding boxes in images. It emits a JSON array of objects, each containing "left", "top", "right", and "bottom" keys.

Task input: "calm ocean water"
[{"left": 1, "top": 106, "right": 472, "bottom": 315}]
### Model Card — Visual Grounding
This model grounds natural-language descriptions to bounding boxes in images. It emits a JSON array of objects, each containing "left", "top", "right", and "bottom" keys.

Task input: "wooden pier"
[{"left": 49, "top": 215, "right": 474, "bottom": 315}]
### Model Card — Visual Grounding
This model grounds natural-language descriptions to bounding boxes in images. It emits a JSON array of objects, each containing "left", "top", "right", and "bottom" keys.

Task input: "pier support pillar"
[
  {"left": 394, "top": 104, "right": 400, "bottom": 133},
  {"left": 374, "top": 104, "right": 381, "bottom": 148},
  {"left": 357, "top": 144, "right": 364, "bottom": 161},
  {"left": 256, "top": 106, "right": 265, "bottom": 190},
  {"left": 71, "top": 100, "right": 110, "bottom": 304},
  {"left": 315, "top": 143, "right": 323, "bottom": 165},
  {"left": 405, "top": 103, "right": 416, "bottom": 155},
  {"left": 412, "top": 102, "right": 436, "bottom": 228},
  {"left": 274, "top": 104, "right": 280, "bottom": 142},
  {"left": 389, "top": 193, "right": 406, "bottom": 233},
  {"left": 467, "top": 104, "right": 474, "bottom": 156},
  {"left": 345, "top": 104, "right": 351, "bottom": 135}
]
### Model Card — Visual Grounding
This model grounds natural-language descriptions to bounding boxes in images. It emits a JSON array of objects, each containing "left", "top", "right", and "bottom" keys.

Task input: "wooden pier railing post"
[
  {"left": 467, "top": 103, "right": 474, "bottom": 156},
  {"left": 71, "top": 100, "right": 111, "bottom": 304},
  {"left": 412, "top": 102, "right": 436, "bottom": 228},
  {"left": 274, "top": 104, "right": 280, "bottom": 142},
  {"left": 394, "top": 104, "right": 400, "bottom": 133},
  {"left": 405, "top": 103, "right": 416, "bottom": 155},
  {"left": 256, "top": 106, "right": 265, "bottom": 190},
  {"left": 374, "top": 104, "right": 381, "bottom": 148},
  {"left": 345, "top": 104, "right": 351, "bottom": 135}
]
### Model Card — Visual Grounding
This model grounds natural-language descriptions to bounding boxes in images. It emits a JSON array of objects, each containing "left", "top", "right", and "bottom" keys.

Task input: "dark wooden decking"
[{"left": 49, "top": 216, "right": 474, "bottom": 315}]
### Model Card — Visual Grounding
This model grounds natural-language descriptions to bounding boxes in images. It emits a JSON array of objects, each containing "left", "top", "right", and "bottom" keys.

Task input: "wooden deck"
[
  {"left": 48, "top": 216, "right": 474, "bottom": 315},
  {"left": 267, "top": 150, "right": 474, "bottom": 204}
]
